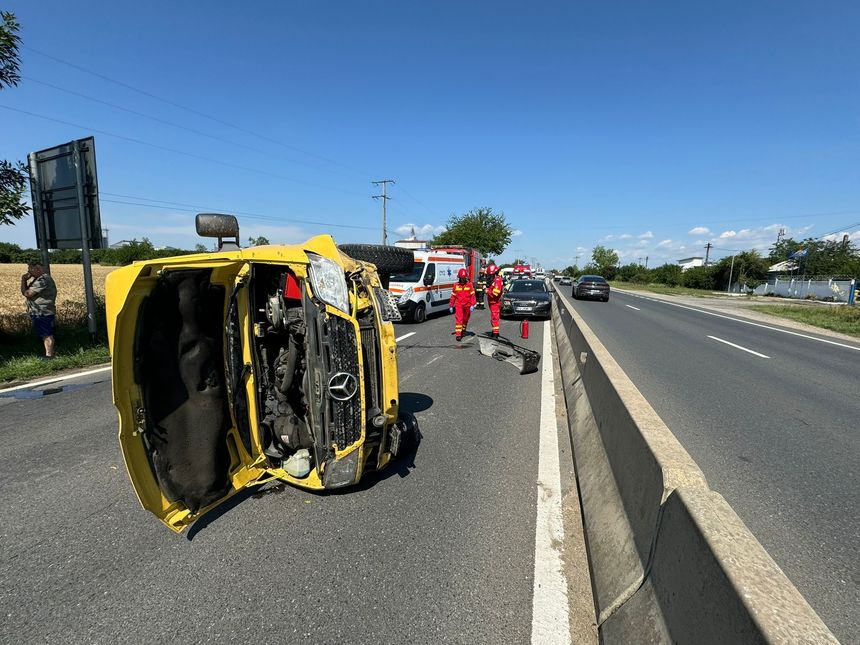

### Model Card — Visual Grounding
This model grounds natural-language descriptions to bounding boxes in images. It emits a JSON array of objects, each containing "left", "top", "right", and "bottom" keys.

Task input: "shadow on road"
[{"left": 186, "top": 393, "right": 432, "bottom": 540}]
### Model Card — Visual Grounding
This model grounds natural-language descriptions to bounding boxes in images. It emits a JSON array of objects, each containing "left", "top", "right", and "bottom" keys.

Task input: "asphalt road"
[
  {"left": 556, "top": 285, "right": 859, "bottom": 641},
  {"left": 0, "top": 309, "right": 585, "bottom": 644}
]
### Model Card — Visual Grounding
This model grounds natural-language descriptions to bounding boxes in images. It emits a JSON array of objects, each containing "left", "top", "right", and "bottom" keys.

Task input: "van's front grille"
[
  {"left": 360, "top": 324, "right": 381, "bottom": 414},
  {"left": 323, "top": 316, "right": 362, "bottom": 449}
]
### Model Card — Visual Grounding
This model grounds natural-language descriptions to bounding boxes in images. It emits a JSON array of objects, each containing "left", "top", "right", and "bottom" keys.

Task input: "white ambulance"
[{"left": 388, "top": 249, "right": 466, "bottom": 323}]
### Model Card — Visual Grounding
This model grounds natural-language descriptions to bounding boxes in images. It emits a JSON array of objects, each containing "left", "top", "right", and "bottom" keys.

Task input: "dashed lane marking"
[
  {"left": 395, "top": 332, "right": 416, "bottom": 342},
  {"left": 625, "top": 304, "right": 640, "bottom": 311},
  {"left": 618, "top": 291, "right": 860, "bottom": 352},
  {"left": 707, "top": 335, "right": 770, "bottom": 359}
]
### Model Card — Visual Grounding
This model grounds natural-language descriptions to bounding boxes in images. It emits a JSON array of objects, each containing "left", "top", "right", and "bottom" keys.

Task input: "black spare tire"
[
  {"left": 338, "top": 244, "right": 414, "bottom": 289},
  {"left": 338, "top": 244, "right": 414, "bottom": 275}
]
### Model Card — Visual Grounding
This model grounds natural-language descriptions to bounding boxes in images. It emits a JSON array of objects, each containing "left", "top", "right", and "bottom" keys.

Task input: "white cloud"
[
  {"left": 656, "top": 239, "right": 673, "bottom": 248},
  {"left": 634, "top": 239, "right": 650, "bottom": 248},
  {"left": 512, "top": 229, "right": 523, "bottom": 237},
  {"left": 688, "top": 226, "right": 711, "bottom": 236},
  {"left": 394, "top": 223, "right": 446, "bottom": 238},
  {"left": 600, "top": 234, "right": 616, "bottom": 242},
  {"left": 639, "top": 231, "right": 654, "bottom": 239},
  {"left": 618, "top": 233, "right": 633, "bottom": 240},
  {"left": 719, "top": 230, "right": 737, "bottom": 239}
]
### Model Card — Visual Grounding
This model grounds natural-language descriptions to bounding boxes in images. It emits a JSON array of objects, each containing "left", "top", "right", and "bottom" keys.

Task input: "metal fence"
[{"left": 752, "top": 276, "right": 857, "bottom": 303}]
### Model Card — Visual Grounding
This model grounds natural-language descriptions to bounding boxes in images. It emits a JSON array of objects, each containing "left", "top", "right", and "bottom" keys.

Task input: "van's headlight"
[
  {"left": 503, "top": 298, "right": 512, "bottom": 307},
  {"left": 307, "top": 253, "right": 350, "bottom": 314},
  {"left": 398, "top": 287, "right": 414, "bottom": 304},
  {"left": 323, "top": 449, "right": 360, "bottom": 488}
]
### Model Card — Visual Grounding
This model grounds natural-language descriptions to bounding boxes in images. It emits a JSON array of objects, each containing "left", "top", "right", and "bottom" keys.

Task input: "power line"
[
  {"left": 21, "top": 75, "right": 361, "bottom": 177},
  {"left": 100, "top": 197, "right": 379, "bottom": 231},
  {"left": 0, "top": 104, "right": 367, "bottom": 197},
  {"left": 394, "top": 184, "right": 439, "bottom": 219},
  {"left": 22, "top": 45, "right": 371, "bottom": 179}
]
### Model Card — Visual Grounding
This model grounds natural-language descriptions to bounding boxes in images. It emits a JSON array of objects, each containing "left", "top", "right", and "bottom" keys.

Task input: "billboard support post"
[{"left": 71, "top": 140, "right": 97, "bottom": 341}]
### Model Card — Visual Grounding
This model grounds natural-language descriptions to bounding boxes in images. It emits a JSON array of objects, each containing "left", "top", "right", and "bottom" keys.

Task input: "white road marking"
[
  {"left": 625, "top": 304, "right": 640, "bottom": 311},
  {"left": 395, "top": 332, "right": 416, "bottom": 342},
  {"left": 617, "top": 291, "right": 860, "bottom": 352},
  {"left": 531, "top": 321, "right": 571, "bottom": 645},
  {"left": 0, "top": 365, "right": 112, "bottom": 395},
  {"left": 425, "top": 354, "right": 444, "bottom": 366},
  {"left": 707, "top": 335, "right": 770, "bottom": 359}
]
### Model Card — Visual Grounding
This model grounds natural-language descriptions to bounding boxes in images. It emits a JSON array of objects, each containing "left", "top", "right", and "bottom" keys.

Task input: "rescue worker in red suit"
[
  {"left": 486, "top": 263, "right": 503, "bottom": 338},
  {"left": 448, "top": 268, "right": 476, "bottom": 341}
]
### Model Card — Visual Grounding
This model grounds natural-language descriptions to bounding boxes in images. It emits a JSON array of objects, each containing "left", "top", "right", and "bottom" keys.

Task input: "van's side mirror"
[
  {"left": 423, "top": 274, "right": 435, "bottom": 286},
  {"left": 196, "top": 213, "right": 240, "bottom": 251}
]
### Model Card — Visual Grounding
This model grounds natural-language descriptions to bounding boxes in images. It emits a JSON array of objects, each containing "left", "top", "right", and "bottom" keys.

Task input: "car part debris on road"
[{"left": 477, "top": 335, "right": 540, "bottom": 375}]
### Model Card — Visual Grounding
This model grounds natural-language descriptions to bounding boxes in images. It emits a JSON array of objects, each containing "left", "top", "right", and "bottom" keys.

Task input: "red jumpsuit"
[
  {"left": 449, "top": 282, "right": 476, "bottom": 338},
  {"left": 486, "top": 275, "right": 504, "bottom": 336}
]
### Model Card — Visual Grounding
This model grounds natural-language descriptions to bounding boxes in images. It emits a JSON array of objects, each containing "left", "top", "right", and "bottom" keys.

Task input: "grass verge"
[
  {"left": 609, "top": 282, "right": 728, "bottom": 298},
  {"left": 0, "top": 326, "right": 110, "bottom": 383},
  {"left": 748, "top": 305, "right": 860, "bottom": 338}
]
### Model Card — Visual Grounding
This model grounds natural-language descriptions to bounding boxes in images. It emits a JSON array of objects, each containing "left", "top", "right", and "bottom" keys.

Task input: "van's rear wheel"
[{"left": 412, "top": 302, "right": 426, "bottom": 323}]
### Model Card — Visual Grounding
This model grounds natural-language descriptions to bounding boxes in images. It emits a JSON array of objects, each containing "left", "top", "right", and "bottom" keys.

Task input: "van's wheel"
[
  {"left": 412, "top": 302, "right": 426, "bottom": 323},
  {"left": 338, "top": 244, "right": 414, "bottom": 289}
]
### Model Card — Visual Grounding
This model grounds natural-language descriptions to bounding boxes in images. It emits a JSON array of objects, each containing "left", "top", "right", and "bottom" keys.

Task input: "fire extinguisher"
[{"left": 520, "top": 318, "right": 529, "bottom": 339}]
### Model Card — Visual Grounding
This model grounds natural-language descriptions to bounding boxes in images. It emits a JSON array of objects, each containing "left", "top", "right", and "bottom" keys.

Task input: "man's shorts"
[{"left": 31, "top": 314, "right": 55, "bottom": 338}]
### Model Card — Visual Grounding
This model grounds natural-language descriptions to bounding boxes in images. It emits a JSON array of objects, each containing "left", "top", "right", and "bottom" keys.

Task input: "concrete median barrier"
[{"left": 550, "top": 289, "right": 838, "bottom": 643}]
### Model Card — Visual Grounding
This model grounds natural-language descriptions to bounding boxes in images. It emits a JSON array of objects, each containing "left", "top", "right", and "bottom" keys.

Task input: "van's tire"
[
  {"left": 338, "top": 244, "right": 414, "bottom": 275},
  {"left": 411, "top": 302, "right": 426, "bottom": 324}
]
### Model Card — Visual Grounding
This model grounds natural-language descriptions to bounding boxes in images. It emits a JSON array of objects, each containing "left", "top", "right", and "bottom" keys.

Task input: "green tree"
[
  {"left": 651, "top": 263, "right": 683, "bottom": 286},
  {"left": 194, "top": 243, "right": 207, "bottom": 252},
  {"left": 431, "top": 207, "right": 513, "bottom": 256},
  {"left": 712, "top": 250, "right": 769, "bottom": 290},
  {"left": 590, "top": 245, "right": 619, "bottom": 275},
  {"left": 0, "top": 12, "right": 28, "bottom": 227},
  {"left": 681, "top": 265, "right": 715, "bottom": 290},
  {"left": 248, "top": 235, "right": 270, "bottom": 246},
  {"left": 563, "top": 264, "right": 579, "bottom": 276}
]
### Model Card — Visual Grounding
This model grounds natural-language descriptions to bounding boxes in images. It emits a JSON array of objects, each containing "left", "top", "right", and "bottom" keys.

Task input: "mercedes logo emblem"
[{"left": 328, "top": 372, "right": 358, "bottom": 401}]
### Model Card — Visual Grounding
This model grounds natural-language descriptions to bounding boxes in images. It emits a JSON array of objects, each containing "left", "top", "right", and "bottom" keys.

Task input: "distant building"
[
  {"left": 394, "top": 238, "right": 430, "bottom": 250},
  {"left": 110, "top": 240, "right": 135, "bottom": 248},
  {"left": 677, "top": 256, "right": 706, "bottom": 271},
  {"left": 768, "top": 260, "right": 798, "bottom": 273}
]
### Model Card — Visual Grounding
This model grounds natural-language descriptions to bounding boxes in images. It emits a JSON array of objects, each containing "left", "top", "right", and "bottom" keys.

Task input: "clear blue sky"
[{"left": 2, "top": 0, "right": 859, "bottom": 268}]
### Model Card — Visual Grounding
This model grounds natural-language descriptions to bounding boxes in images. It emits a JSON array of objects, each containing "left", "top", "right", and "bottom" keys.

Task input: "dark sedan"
[
  {"left": 501, "top": 279, "right": 552, "bottom": 319},
  {"left": 573, "top": 275, "right": 610, "bottom": 301}
]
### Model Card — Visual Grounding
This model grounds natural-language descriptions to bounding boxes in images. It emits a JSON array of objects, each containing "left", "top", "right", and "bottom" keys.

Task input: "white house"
[
  {"left": 394, "top": 238, "right": 430, "bottom": 250},
  {"left": 677, "top": 256, "right": 706, "bottom": 271}
]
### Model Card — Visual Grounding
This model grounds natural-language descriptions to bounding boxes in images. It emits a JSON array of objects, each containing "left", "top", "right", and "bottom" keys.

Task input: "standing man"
[
  {"left": 448, "top": 268, "right": 476, "bottom": 341},
  {"left": 474, "top": 266, "right": 486, "bottom": 309},
  {"left": 485, "top": 263, "right": 504, "bottom": 339},
  {"left": 21, "top": 261, "right": 57, "bottom": 360}
]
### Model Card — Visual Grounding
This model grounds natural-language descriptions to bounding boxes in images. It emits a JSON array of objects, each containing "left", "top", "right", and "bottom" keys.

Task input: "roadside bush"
[
  {"left": 681, "top": 266, "right": 715, "bottom": 290},
  {"left": 651, "top": 263, "right": 683, "bottom": 287}
]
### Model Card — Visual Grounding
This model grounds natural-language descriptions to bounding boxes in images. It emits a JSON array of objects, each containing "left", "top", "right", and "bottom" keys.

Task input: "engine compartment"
[{"left": 249, "top": 265, "right": 317, "bottom": 475}]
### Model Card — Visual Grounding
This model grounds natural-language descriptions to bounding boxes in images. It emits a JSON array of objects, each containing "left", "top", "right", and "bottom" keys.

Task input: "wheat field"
[{"left": 0, "top": 264, "right": 118, "bottom": 333}]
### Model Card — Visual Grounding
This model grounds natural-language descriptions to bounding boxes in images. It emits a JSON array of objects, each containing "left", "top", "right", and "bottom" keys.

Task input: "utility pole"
[
  {"left": 704, "top": 242, "right": 712, "bottom": 266},
  {"left": 372, "top": 179, "right": 395, "bottom": 245},
  {"left": 645, "top": 255, "right": 649, "bottom": 268},
  {"left": 574, "top": 254, "right": 581, "bottom": 267}
]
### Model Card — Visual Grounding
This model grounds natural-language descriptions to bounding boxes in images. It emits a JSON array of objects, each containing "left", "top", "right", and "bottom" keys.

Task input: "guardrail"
[{"left": 550, "top": 286, "right": 838, "bottom": 643}]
